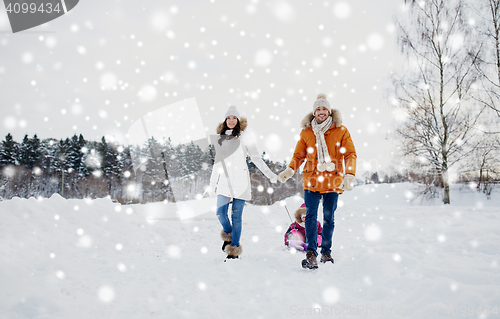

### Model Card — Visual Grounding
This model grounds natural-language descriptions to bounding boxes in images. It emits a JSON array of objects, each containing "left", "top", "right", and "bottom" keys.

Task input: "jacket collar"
[
  {"left": 216, "top": 117, "right": 248, "bottom": 134},
  {"left": 300, "top": 109, "right": 342, "bottom": 130}
]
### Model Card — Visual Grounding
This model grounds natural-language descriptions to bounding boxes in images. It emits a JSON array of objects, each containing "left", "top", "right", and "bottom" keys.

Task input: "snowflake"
[{"left": 97, "top": 285, "right": 116, "bottom": 303}]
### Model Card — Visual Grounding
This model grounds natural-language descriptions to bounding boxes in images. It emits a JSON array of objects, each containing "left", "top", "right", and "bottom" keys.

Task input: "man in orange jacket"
[{"left": 278, "top": 93, "right": 357, "bottom": 269}]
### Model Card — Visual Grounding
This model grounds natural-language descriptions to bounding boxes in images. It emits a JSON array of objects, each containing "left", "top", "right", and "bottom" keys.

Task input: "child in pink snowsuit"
[{"left": 284, "top": 203, "right": 322, "bottom": 251}]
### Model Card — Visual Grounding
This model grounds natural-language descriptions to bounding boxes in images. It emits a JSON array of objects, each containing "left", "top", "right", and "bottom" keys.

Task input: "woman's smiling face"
[{"left": 226, "top": 115, "right": 238, "bottom": 129}]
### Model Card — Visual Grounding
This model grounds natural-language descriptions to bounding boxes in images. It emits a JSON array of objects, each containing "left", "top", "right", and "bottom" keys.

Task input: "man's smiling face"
[{"left": 314, "top": 106, "right": 330, "bottom": 124}]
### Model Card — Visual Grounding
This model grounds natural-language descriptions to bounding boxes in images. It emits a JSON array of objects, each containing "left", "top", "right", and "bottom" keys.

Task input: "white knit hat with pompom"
[
  {"left": 224, "top": 105, "right": 240, "bottom": 120},
  {"left": 312, "top": 93, "right": 331, "bottom": 114}
]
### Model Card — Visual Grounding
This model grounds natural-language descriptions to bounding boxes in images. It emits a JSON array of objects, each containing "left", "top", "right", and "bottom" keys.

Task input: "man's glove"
[
  {"left": 277, "top": 167, "right": 294, "bottom": 183},
  {"left": 339, "top": 174, "right": 355, "bottom": 191}
]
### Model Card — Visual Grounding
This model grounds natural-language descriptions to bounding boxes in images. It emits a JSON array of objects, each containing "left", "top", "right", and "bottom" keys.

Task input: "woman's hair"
[{"left": 220, "top": 118, "right": 241, "bottom": 137}]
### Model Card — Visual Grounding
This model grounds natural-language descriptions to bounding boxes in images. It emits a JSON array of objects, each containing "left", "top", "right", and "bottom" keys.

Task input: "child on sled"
[{"left": 284, "top": 203, "right": 322, "bottom": 251}]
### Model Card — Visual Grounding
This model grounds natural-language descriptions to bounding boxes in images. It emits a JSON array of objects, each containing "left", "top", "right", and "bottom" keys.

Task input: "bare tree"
[
  {"left": 469, "top": 0, "right": 500, "bottom": 117},
  {"left": 475, "top": 136, "right": 499, "bottom": 193},
  {"left": 392, "top": 0, "right": 485, "bottom": 204},
  {"left": 459, "top": 131, "right": 500, "bottom": 191},
  {"left": 460, "top": 0, "right": 500, "bottom": 196}
]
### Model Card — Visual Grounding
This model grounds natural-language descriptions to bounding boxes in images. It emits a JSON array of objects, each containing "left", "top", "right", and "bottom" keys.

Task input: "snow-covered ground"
[{"left": 1, "top": 183, "right": 499, "bottom": 319}]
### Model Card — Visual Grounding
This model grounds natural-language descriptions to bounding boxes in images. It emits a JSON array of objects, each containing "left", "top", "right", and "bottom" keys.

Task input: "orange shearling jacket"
[{"left": 288, "top": 110, "right": 357, "bottom": 194}]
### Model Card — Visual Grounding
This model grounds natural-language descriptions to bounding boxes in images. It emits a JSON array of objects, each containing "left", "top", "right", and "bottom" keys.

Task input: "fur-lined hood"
[
  {"left": 216, "top": 117, "right": 248, "bottom": 134},
  {"left": 300, "top": 109, "right": 342, "bottom": 130},
  {"left": 294, "top": 206, "right": 306, "bottom": 224}
]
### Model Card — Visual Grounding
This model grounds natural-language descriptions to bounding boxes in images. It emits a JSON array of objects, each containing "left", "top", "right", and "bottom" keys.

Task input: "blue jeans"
[
  {"left": 216, "top": 195, "right": 245, "bottom": 247},
  {"left": 303, "top": 190, "right": 339, "bottom": 256}
]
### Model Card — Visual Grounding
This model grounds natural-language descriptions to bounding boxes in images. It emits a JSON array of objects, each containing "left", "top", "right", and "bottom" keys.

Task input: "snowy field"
[{"left": 1, "top": 183, "right": 499, "bottom": 319}]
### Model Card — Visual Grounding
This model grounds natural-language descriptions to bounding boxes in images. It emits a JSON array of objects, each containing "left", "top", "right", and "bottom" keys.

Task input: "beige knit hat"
[{"left": 312, "top": 93, "right": 331, "bottom": 114}]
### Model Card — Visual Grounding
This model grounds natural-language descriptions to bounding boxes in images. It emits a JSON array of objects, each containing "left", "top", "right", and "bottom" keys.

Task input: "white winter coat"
[{"left": 210, "top": 119, "right": 276, "bottom": 200}]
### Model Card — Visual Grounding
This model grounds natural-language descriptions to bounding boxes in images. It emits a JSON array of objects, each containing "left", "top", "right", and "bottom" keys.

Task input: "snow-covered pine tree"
[
  {"left": 165, "top": 141, "right": 181, "bottom": 180},
  {"left": 18, "top": 135, "right": 30, "bottom": 170},
  {"left": 44, "top": 139, "right": 69, "bottom": 197},
  {"left": 14, "top": 134, "right": 42, "bottom": 197},
  {"left": 184, "top": 141, "right": 204, "bottom": 198},
  {"left": 140, "top": 137, "right": 168, "bottom": 202},
  {"left": 38, "top": 139, "right": 53, "bottom": 197},
  {"left": 0, "top": 134, "right": 20, "bottom": 199},
  {"left": 0, "top": 133, "right": 19, "bottom": 168},
  {"left": 199, "top": 144, "right": 216, "bottom": 195},
  {"left": 64, "top": 134, "right": 91, "bottom": 198},
  {"left": 66, "top": 134, "right": 88, "bottom": 177},
  {"left": 160, "top": 138, "right": 176, "bottom": 202},
  {"left": 184, "top": 142, "right": 202, "bottom": 174},
  {"left": 18, "top": 134, "right": 42, "bottom": 170},
  {"left": 117, "top": 145, "right": 136, "bottom": 203},
  {"left": 175, "top": 144, "right": 190, "bottom": 179},
  {"left": 97, "top": 137, "right": 123, "bottom": 197}
]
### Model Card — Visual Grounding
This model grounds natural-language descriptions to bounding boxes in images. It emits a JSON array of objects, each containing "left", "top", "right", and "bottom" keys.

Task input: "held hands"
[
  {"left": 339, "top": 174, "right": 355, "bottom": 191},
  {"left": 277, "top": 167, "right": 294, "bottom": 183},
  {"left": 269, "top": 174, "right": 278, "bottom": 184}
]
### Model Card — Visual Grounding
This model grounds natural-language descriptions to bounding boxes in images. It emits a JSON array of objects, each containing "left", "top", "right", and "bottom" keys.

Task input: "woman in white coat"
[{"left": 209, "top": 106, "right": 277, "bottom": 259}]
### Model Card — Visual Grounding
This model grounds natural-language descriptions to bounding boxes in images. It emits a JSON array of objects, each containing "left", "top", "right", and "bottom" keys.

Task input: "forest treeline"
[{"left": 0, "top": 133, "right": 303, "bottom": 205}]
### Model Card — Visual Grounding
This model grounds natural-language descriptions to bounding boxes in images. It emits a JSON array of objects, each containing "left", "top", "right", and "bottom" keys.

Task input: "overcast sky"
[{"left": 0, "top": 0, "right": 405, "bottom": 175}]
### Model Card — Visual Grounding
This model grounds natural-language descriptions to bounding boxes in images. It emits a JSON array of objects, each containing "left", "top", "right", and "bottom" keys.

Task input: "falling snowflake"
[
  {"left": 333, "top": 2, "right": 351, "bottom": 19},
  {"left": 437, "top": 234, "right": 446, "bottom": 243},
  {"left": 117, "top": 263, "right": 127, "bottom": 273},
  {"left": 322, "top": 37, "right": 333, "bottom": 47},
  {"left": 254, "top": 49, "right": 273, "bottom": 67},
  {"left": 198, "top": 282, "right": 207, "bottom": 291},
  {"left": 97, "top": 285, "right": 116, "bottom": 303},
  {"left": 367, "top": 33, "right": 384, "bottom": 51},
  {"left": 100, "top": 73, "right": 118, "bottom": 90},
  {"left": 76, "top": 235, "right": 92, "bottom": 248},
  {"left": 166, "top": 245, "right": 181, "bottom": 259},
  {"left": 364, "top": 224, "right": 381, "bottom": 241},
  {"left": 55, "top": 270, "right": 65, "bottom": 280},
  {"left": 77, "top": 46, "right": 87, "bottom": 55},
  {"left": 272, "top": 1, "right": 295, "bottom": 22},
  {"left": 4, "top": 116, "right": 17, "bottom": 130},
  {"left": 138, "top": 85, "right": 157, "bottom": 102},
  {"left": 22, "top": 52, "right": 34, "bottom": 64},
  {"left": 322, "top": 287, "right": 340, "bottom": 304},
  {"left": 150, "top": 12, "right": 169, "bottom": 31}
]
